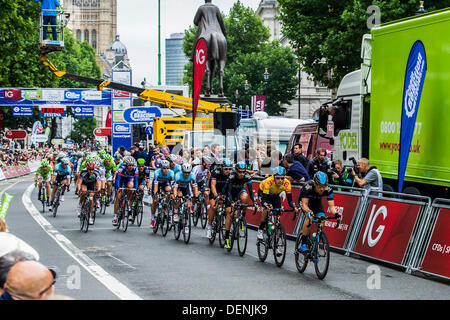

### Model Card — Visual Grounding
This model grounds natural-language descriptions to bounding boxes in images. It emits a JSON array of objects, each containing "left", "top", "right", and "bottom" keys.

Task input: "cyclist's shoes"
[
  {"left": 184, "top": 226, "right": 189, "bottom": 234},
  {"left": 89, "top": 217, "right": 94, "bottom": 225},
  {"left": 206, "top": 227, "right": 212, "bottom": 239},
  {"left": 60, "top": 195, "right": 65, "bottom": 202},
  {"left": 96, "top": 200, "right": 100, "bottom": 208},
  {"left": 256, "top": 229, "right": 264, "bottom": 240},
  {"left": 276, "top": 246, "right": 283, "bottom": 257},
  {"left": 224, "top": 239, "right": 231, "bottom": 249},
  {"left": 173, "top": 214, "right": 179, "bottom": 223},
  {"left": 150, "top": 219, "right": 155, "bottom": 228},
  {"left": 129, "top": 215, "right": 135, "bottom": 223},
  {"left": 112, "top": 215, "right": 118, "bottom": 226},
  {"left": 299, "top": 244, "right": 309, "bottom": 253}
]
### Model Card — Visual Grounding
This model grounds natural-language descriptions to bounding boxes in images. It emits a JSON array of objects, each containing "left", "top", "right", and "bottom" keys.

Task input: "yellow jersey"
[{"left": 259, "top": 176, "right": 292, "bottom": 195}]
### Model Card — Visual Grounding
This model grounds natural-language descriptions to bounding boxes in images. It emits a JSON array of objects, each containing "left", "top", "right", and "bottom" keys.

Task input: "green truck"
[{"left": 323, "top": 8, "right": 450, "bottom": 198}]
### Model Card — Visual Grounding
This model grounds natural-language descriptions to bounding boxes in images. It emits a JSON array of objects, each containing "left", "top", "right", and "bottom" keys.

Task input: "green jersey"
[
  {"left": 37, "top": 166, "right": 53, "bottom": 178},
  {"left": 102, "top": 160, "right": 117, "bottom": 178}
]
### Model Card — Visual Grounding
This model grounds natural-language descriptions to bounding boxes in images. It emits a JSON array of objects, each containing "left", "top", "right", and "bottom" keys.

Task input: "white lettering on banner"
[
  {"left": 362, "top": 205, "right": 387, "bottom": 247},
  {"left": 431, "top": 243, "right": 450, "bottom": 255},
  {"left": 43, "top": 89, "right": 64, "bottom": 101},
  {"left": 129, "top": 110, "right": 156, "bottom": 122},
  {"left": 196, "top": 48, "right": 206, "bottom": 65},
  {"left": 65, "top": 91, "right": 81, "bottom": 99},
  {"left": 404, "top": 52, "right": 424, "bottom": 118},
  {"left": 114, "top": 124, "right": 130, "bottom": 133},
  {"left": 82, "top": 91, "right": 102, "bottom": 100}
]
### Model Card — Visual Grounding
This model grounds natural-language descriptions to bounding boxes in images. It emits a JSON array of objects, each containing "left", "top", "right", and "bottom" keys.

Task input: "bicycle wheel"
[
  {"left": 218, "top": 213, "right": 226, "bottom": 248},
  {"left": 226, "top": 221, "right": 235, "bottom": 253},
  {"left": 193, "top": 202, "right": 199, "bottom": 227},
  {"left": 121, "top": 201, "right": 129, "bottom": 232},
  {"left": 237, "top": 216, "right": 248, "bottom": 257},
  {"left": 91, "top": 198, "right": 97, "bottom": 225},
  {"left": 273, "top": 224, "right": 287, "bottom": 267},
  {"left": 183, "top": 208, "right": 191, "bottom": 244},
  {"left": 313, "top": 232, "right": 330, "bottom": 280},
  {"left": 294, "top": 233, "right": 309, "bottom": 273},
  {"left": 100, "top": 194, "right": 107, "bottom": 215},
  {"left": 209, "top": 219, "right": 217, "bottom": 245},
  {"left": 161, "top": 204, "right": 169, "bottom": 237},
  {"left": 117, "top": 195, "right": 126, "bottom": 231},
  {"left": 257, "top": 231, "right": 269, "bottom": 262},
  {"left": 41, "top": 189, "right": 46, "bottom": 213},
  {"left": 174, "top": 215, "right": 182, "bottom": 241},
  {"left": 136, "top": 201, "right": 143, "bottom": 227},
  {"left": 80, "top": 200, "right": 89, "bottom": 233},
  {"left": 200, "top": 199, "right": 208, "bottom": 229},
  {"left": 53, "top": 188, "right": 61, "bottom": 218},
  {"left": 153, "top": 207, "right": 160, "bottom": 234}
]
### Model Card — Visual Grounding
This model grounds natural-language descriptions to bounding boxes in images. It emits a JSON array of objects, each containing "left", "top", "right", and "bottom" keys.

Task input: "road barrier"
[
  {"left": 406, "top": 198, "right": 450, "bottom": 280},
  {"left": 0, "top": 160, "right": 40, "bottom": 181}
]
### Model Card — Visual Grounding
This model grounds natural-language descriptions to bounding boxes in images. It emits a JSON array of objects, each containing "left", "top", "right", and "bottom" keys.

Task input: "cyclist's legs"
[
  {"left": 79, "top": 185, "right": 88, "bottom": 207},
  {"left": 50, "top": 178, "right": 58, "bottom": 201},
  {"left": 207, "top": 198, "right": 217, "bottom": 226}
]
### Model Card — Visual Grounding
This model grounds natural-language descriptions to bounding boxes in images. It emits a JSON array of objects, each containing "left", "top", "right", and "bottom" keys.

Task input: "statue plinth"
[{"left": 200, "top": 95, "right": 231, "bottom": 106}]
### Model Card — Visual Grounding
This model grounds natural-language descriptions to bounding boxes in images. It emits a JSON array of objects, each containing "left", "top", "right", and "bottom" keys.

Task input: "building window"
[
  {"left": 84, "top": 29, "right": 89, "bottom": 43},
  {"left": 76, "top": 29, "right": 81, "bottom": 41},
  {"left": 92, "top": 29, "right": 97, "bottom": 49}
]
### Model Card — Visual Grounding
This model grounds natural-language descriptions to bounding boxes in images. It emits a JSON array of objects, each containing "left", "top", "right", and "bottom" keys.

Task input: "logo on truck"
[{"left": 404, "top": 51, "right": 425, "bottom": 118}]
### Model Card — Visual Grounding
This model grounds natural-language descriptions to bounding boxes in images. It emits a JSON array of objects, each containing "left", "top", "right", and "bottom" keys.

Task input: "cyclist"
[
  {"left": 49, "top": 158, "right": 72, "bottom": 210},
  {"left": 172, "top": 163, "right": 198, "bottom": 227},
  {"left": 206, "top": 158, "right": 232, "bottom": 239},
  {"left": 34, "top": 159, "right": 53, "bottom": 206},
  {"left": 76, "top": 161, "right": 101, "bottom": 225},
  {"left": 297, "top": 171, "right": 340, "bottom": 253},
  {"left": 94, "top": 156, "right": 107, "bottom": 209},
  {"left": 192, "top": 155, "right": 213, "bottom": 206},
  {"left": 101, "top": 154, "right": 116, "bottom": 205},
  {"left": 257, "top": 166, "right": 300, "bottom": 242},
  {"left": 150, "top": 159, "right": 175, "bottom": 228},
  {"left": 113, "top": 156, "right": 139, "bottom": 226},
  {"left": 168, "top": 154, "right": 181, "bottom": 176},
  {"left": 223, "top": 161, "right": 256, "bottom": 249}
]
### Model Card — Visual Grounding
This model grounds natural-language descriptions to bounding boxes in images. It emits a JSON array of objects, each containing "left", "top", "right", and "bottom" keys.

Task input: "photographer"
[
  {"left": 328, "top": 159, "right": 355, "bottom": 187},
  {"left": 352, "top": 158, "right": 383, "bottom": 195}
]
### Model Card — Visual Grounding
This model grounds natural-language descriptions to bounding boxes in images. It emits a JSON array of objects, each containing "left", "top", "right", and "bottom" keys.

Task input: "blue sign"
[
  {"left": 123, "top": 107, "right": 162, "bottom": 124},
  {"left": 398, "top": 41, "right": 427, "bottom": 193},
  {"left": 64, "top": 139, "right": 74, "bottom": 145},
  {"left": 113, "top": 123, "right": 131, "bottom": 134},
  {"left": 12, "top": 106, "right": 33, "bottom": 117},
  {"left": 73, "top": 106, "right": 94, "bottom": 117},
  {"left": 0, "top": 89, "right": 112, "bottom": 106},
  {"left": 145, "top": 126, "right": 153, "bottom": 135}
]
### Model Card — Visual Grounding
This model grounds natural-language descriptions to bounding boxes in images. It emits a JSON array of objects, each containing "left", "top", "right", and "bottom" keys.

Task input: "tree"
[
  {"left": 182, "top": 1, "right": 298, "bottom": 115},
  {"left": 68, "top": 117, "right": 97, "bottom": 144},
  {"left": 277, "top": 0, "right": 450, "bottom": 89}
]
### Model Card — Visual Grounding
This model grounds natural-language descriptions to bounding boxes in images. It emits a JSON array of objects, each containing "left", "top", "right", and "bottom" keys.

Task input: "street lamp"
[
  {"left": 263, "top": 68, "right": 269, "bottom": 111},
  {"left": 244, "top": 79, "right": 249, "bottom": 92},
  {"left": 263, "top": 68, "right": 269, "bottom": 82}
]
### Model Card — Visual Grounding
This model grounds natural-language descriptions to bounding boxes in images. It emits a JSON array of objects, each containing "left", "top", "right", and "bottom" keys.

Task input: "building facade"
[
  {"left": 165, "top": 33, "right": 188, "bottom": 86},
  {"left": 256, "top": 0, "right": 332, "bottom": 119}
]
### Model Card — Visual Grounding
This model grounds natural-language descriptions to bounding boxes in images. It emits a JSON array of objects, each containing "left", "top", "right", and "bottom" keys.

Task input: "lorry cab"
[{"left": 287, "top": 122, "right": 334, "bottom": 160}]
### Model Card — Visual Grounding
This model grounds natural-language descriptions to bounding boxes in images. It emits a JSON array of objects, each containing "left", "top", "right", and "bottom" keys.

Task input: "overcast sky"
[{"left": 117, "top": 0, "right": 262, "bottom": 87}]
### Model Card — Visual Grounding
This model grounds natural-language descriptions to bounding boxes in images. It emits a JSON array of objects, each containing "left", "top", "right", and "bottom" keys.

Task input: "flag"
[
  {"left": 106, "top": 110, "right": 112, "bottom": 128},
  {"left": 192, "top": 38, "right": 208, "bottom": 130},
  {"left": 0, "top": 193, "right": 14, "bottom": 220},
  {"left": 398, "top": 41, "right": 427, "bottom": 193}
]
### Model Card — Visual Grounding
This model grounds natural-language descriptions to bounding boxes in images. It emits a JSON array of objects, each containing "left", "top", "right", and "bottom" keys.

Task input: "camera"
[{"left": 349, "top": 157, "right": 359, "bottom": 176}]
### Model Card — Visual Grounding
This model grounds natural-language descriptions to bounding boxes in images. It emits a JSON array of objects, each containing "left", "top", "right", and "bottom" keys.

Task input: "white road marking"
[{"left": 22, "top": 183, "right": 142, "bottom": 300}]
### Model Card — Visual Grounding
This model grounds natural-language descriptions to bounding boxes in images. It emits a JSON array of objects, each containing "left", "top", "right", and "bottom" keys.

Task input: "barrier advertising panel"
[
  {"left": 419, "top": 208, "right": 450, "bottom": 279},
  {"left": 353, "top": 198, "right": 421, "bottom": 265}
]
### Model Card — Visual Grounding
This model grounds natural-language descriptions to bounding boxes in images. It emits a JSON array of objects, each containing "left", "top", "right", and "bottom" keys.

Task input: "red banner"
[
  {"left": 251, "top": 96, "right": 266, "bottom": 114},
  {"left": 94, "top": 128, "right": 112, "bottom": 137},
  {"left": 4, "top": 89, "right": 22, "bottom": 99},
  {"left": 353, "top": 199, "right": 421, "bottom": 265},
  {"left": 105, "top": 110, "right": 112, "bottom": 128},
  {"left": 419, "top": 208, "right": 450, "bottom": 278},
  {"left": 192, "top": 38, "right": 208, "bottom": 129}
]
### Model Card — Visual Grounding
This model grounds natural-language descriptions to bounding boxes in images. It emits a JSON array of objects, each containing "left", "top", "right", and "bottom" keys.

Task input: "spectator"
[
  {"left": 306, "top": 148, "right": 330, "bottom": 179},
  {"left": 0, "top": 250, "right": 37, "bottom": 296},
  {"left": 1, "top": 260, "right": 56, "bottom": 300},
  {"left": 202, "top": 145, "right": 211, "bottom": 156},
  {"left": 283, "top": 153, "right": 310, "bottom": 182},
  {"left": 210, "top": 143, "right": 221, "bottom": 162},
  {"left": 329, "top": 159, "right": 355, "bottom": 187},
  {"left": 150, "top": 146, "right": 162, "bottom": 168},
  {"left": 161, "top": 145, "right": 171, "bottom": 159},
  {"left": 0, "top": 233, "right": 40, "bottom": 261},
  {"left": 352, "top": 158, "right": 383, "bottom": 195},
  {"left": 292, "top": 143, "right": 309, "bottom": 170}
]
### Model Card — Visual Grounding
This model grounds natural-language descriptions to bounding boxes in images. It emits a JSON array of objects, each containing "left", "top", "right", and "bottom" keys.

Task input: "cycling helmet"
[
  {"left": 202, "top": 155, "right": 214, "bottom": 165},
  {"left": 166, "top": 154, "right": 177, "bottom": 163},
  {"left": 160, "top": 160, "right": 170, "bottom": 169},
  {"left": 137, "top": 158, "right": 145, "bottom": 165},
  {"left": 272, "top": 166, "right": 286, "bottom": 176},
  {"left": 85, "top": 156, "right": 94, "bottom": 163},
  {"left": 103, "top": 154, "right": 112, "bottom": 161},
  {"left": 41, "top": 159, "right": 49, "bottom": 167},
  {"left": 235, "top": 161, "right": 246, "bottom": 170},
  {"left": 221, "top": 158, "right": 232, "bottom": 167},
  {"left": 123, "top": 156, "right": 136, "bottom": 166},
  {"left": 58, "top": 152, "right": 65, "bottom": 159},
  {"left": 99, "top": 149, "right": 106, "bottom": 155},
  {"left": 86, "top": 161, "right": 96, "bottom": 169},
  {"left": 181, "top": 163, "right": 192, "bottom": 173},
  {"left": 61, "top": 158, "right": 70, "bottom": 166},
  {"left": 313, "top": 171, "right": 328, "bottom": 186}
]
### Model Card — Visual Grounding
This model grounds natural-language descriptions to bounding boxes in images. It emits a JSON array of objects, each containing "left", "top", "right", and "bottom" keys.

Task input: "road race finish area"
[{"left": 0, "top": 176, "right": 446, "bottom": 301}]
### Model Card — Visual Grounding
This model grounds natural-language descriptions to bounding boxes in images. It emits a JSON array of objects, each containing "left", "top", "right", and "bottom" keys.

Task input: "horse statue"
[{"left": 193, "top": 0, "right": 227, "bottom": 97}]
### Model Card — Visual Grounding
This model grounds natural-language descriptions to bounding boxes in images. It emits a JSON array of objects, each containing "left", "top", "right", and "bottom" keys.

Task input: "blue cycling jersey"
[
  {"left": 174, "top": 172, "right": 197, "bottom": 189},
  {"left": 172, "top": 164, "right": 181, "bottom": 176},
  {"left": 153, "top": 169, "right": 175, "bottom": 185},
  {"left": 115, "top": 163, "right": 139, "bottom": 189},
  {"left": 54, "top": 163, "right": 72, "bottom": 176}
]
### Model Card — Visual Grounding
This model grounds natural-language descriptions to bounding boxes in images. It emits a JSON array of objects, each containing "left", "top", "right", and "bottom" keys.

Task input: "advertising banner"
[
  {"left": 123, "top": 107, "right": 162, "bottom": 124},
  {"left": 251, "top": 96, "right": 266, "bottom": 114},
  {"left": 419, "top": 208, "right": 450, "bottom": 278},
  {"left": 398, "top": 41, "right": 427, "bottom": 193},
  {"left": 0, "top": 89, "right": 111, "bottom": 106},
  {"left": 73, "top": 106, "right": 94, "bottom": 117},
  {"left": 192, "top": 38, "right": 208, "bottom": 129},
  {"left": 39, "top": 105, "right": 67, "bottom": 118},
  {"left": 353, "top": 198, "right": 421, "bottom": 265},
  {"left": 12, "top": 106, "right": 33, "bottom": 117}
]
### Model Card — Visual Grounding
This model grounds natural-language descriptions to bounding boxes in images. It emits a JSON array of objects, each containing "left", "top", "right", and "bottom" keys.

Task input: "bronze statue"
[{"left": 193, "top": 0, "right": 227, "bottom": 97}]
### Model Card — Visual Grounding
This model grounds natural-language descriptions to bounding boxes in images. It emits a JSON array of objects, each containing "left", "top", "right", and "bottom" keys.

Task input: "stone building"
[{"left": 256, "top": 0, "right": 332, "bottom": 119}]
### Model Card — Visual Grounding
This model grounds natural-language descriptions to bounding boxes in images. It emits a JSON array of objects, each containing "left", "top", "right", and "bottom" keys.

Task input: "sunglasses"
[
  {"left": 39, "top": 269, "right": 57, "bottom": 296},
  {"left": 237, "top": 170, "right": 246, "bottom": 174},
  {"left": 274, "top": 176, "right": 285, "bottom": 180},
  {"left": 223, "top": 168, "right": 232, "bottom": 171}
]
